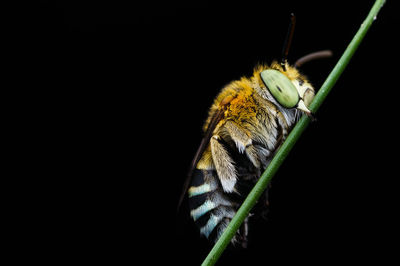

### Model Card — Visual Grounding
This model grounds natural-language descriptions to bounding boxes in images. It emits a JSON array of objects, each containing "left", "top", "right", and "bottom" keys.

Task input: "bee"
[{"left": 178, "top": 14, "right": 331, "bottom": 247}]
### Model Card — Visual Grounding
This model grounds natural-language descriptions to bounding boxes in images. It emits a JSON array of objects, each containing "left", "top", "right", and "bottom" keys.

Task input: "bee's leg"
[
  {"left": 223, "top": 121, "right": 261, "bottom": 171},
  {"left": 210, "top": 135, "right": 238, "bottom": 192},
  {"left": 238, "top": 217, "right": 249, "bottom": 248},
  {"left": 264, "top": 183, "right": 271, "bottom": 207},
  {"left": 261, "top": 183, "right": 271, "bottom": 219}
]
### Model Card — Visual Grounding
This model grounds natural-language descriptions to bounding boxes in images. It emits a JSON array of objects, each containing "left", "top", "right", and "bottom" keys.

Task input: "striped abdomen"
[
  {"left": 188, "top": 138, "right": 262, "bottom": 245},
  {"left": 188, "top": 168, "right": 239, "bottom": 242}
]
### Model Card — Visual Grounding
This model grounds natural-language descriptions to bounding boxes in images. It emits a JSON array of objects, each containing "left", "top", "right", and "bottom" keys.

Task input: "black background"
[{"left": 26, "top": 0, "right": 397, "bottom": 265}]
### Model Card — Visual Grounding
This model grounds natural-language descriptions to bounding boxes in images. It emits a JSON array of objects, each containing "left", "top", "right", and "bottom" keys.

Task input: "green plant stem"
[{"left": 201, "top": 1, "right": 385, "bottom": 265}]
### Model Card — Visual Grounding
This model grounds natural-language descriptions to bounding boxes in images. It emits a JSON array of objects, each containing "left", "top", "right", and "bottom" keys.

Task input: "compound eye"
[{"left": 260, "top": 69, "right": 299, "bottom": 108}]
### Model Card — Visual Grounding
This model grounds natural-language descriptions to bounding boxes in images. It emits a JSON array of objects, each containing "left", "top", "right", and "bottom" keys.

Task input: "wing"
[{"left": 176, "top": 108, "right": 225, "bottom": 213}]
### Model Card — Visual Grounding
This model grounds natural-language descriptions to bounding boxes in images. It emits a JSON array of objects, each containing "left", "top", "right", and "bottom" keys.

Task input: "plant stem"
[{"left": 201, "top": 1, "right": 386, "bottom": 265}]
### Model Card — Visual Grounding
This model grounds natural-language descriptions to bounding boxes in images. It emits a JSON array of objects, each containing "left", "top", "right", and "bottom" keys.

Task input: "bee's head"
[
  {"left": 258, "top": 13, "right": 331, "bottom": 117},
  {"left": 260, "top": 67, "right": 313, "bottom": 115}
]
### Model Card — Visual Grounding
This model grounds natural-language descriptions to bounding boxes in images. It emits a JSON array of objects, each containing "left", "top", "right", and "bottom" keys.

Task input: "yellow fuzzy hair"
[{"left": 203, "top": 61, "right": 309, "bottom": 132}]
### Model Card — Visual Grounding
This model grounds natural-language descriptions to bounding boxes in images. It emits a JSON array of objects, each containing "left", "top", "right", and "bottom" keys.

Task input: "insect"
[{"left": 178, "top": 14, "right": 332, "bottom": 247}]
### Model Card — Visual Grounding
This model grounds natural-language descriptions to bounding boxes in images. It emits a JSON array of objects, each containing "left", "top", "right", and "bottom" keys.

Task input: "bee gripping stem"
[{"left": 201, "top": 1, "right": 385, "bottom": 265}]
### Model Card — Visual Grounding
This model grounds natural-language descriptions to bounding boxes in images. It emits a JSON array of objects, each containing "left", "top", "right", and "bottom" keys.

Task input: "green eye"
[{"left": 260, "top": 69, "right": 299, "bottom": 108}]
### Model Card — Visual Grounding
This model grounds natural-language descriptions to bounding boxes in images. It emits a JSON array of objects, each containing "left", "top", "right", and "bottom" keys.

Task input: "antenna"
[
  {"left": 281, "top": 13, "right": 296, "bottom": 71},
  {"left": 294, "top": 50, "right": 333, "bottom": 67}
]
